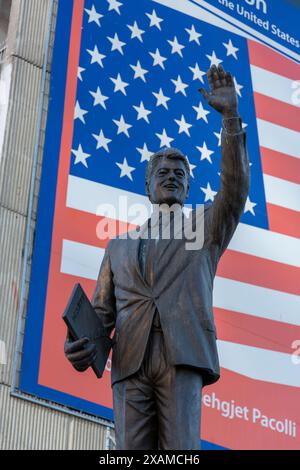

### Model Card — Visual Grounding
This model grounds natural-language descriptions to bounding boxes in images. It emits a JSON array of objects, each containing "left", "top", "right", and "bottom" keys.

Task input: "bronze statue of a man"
[{"left": 64, "top": 64, "right": 250, "bottom": 450}]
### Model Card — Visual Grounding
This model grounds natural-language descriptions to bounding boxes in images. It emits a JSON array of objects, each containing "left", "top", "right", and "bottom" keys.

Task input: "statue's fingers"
[
  {"left": 207, "top": 69, "right": 214, "bottom": 91},
  {"left": 213, "top": 76, "right": 222, "bottom": 88},
  {"left": 65, "top": 337, "right": 89, "bottom": 354},
  {"left": 68, "top": 344, "right": 96, "bottom": 362},
  {"left": 212, "top": 67, "right": 223, "bottom": 88},
  {"left": 73, "top": 353, "right": 96, "bottom": 369},
  {"left": 225, "top": 71, "right": 234, "bottom": 87},
  {"left": 218, "top": 64, "right": 227, "bottom": 86}
]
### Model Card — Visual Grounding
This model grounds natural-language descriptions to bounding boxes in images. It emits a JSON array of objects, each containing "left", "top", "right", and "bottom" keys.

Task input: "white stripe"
[
  {"left": 251, "top": 65, "right": 300, "bottom": 107},
  {"left": 61, "top": 239, "right": 104, "bottom": 280},
  {"left": 257, "top": 119, "right": 300, "bottom": 159},
  {"left": 214, "top": 277, "right": 300, "bottom": 327},
  {"left": 264, "top": 174, "right": 300, "bottom": 212},
  {"left": 61, "top": 239, "right": 300, "bottom": 326},
  {"left": 67, "top": 175, "right": 152, "bottom": 225},
  {"left": 67, "top": 176, "right": 300, "bottom": 268},
  {"left": 154, "top": 0, "right": 300, "bottom": 62},
  {"left": 218, "top": 341, "right": 300, "bottom": 388},
  {"left": 229, "top": 222, "right": 300, "bottom": 268}
]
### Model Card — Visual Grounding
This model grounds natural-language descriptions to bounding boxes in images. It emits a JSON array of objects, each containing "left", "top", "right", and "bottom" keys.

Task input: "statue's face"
[{"left": 146, "top": 157, "right": 190, "bottom": 206}]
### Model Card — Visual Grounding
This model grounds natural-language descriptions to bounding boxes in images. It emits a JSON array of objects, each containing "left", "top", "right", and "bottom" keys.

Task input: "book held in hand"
[{"left": 62, "top": 283, "right": 112, "bottom": 378}]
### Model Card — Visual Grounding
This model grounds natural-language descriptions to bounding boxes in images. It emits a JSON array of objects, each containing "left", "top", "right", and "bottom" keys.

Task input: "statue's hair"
[{"left": 145, "top": 147, "right": 190, "bottom": 187}]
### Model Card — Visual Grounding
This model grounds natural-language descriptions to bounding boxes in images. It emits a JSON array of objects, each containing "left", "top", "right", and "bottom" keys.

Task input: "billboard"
[{"left": 19, "top": 0, "right": 300, "bottom": 449}]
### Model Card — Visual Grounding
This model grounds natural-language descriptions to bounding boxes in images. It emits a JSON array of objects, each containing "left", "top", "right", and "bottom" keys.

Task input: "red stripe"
[
  {"left": 267, "top": 203, "right": 300, "bottom": 239},
  {"left": 254, "top": 92, "right": 300, "bottom": 133},
  {"left": 248, "top": 39, "right": 300, "bottom": 80},
  {"left": 214, "top": 307, "right": 299, "bottom": 355},
  {"left": 61, "top": 207, "right": 136, "bottom": 248},
  {"left": 260, "top": 147, "right": 300, "bottom": 185},
  {"left": 60, "top": 208, "right": 300, "bottom": 297},
  {"left": 217, "top": 249, "right": 300, "bottom": 297}
]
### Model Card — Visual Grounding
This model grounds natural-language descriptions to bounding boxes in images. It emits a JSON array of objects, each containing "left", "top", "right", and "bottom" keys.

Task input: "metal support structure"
[{"left": 10, "top": 389, "right": 114, "bottom": 429}]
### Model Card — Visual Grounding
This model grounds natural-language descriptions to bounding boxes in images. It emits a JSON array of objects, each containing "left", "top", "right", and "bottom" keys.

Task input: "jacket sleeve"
[
  {"left": 205, "top": 117, "right": 250, "bottom": 259},
  {"left": 91, "top": 241, "right": 116, "bottom": 338}
]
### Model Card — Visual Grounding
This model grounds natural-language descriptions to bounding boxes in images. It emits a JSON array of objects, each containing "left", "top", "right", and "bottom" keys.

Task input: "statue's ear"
[{"left": 185, "top": 183, "right": 190, "bottom": 199}]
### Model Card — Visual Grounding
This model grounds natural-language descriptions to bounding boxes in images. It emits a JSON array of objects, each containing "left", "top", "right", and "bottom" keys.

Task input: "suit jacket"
[{"left": 91, "top": 122, "right": 250, "bottom": 388}]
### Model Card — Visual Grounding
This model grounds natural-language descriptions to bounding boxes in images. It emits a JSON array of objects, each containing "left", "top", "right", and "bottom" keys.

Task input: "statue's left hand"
[{"left": 199, "top": 64, "right": 238, "bottom": 117}]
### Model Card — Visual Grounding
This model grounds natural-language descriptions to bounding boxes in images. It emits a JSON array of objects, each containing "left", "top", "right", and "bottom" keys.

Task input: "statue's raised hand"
[{"left": 199, "top": 64, "right": 238, "bottom": 117}]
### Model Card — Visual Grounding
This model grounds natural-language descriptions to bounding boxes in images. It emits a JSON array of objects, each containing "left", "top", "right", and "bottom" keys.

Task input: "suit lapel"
[{"left": 131, "top": 210, "right": 191, "bottom": 286}]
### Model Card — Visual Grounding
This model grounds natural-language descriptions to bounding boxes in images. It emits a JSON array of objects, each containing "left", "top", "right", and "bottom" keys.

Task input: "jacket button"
[{"left": 153, "top": 295, "right": 159, "bottom": 300}]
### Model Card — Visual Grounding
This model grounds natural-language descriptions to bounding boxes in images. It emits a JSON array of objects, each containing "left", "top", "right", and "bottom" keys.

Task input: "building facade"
[{"left": 0, "top": 0, "right": 114, "bottom": 450}]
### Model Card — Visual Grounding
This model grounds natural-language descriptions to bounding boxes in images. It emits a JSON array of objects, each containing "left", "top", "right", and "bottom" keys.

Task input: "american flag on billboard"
[{"left": 34, "top": 0, "right": 300, "bottom": 449}]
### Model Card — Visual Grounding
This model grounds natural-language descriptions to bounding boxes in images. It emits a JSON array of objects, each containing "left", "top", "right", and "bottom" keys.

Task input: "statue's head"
[{"left": 145, "top": 147, "right": 190, "bottom": 207}]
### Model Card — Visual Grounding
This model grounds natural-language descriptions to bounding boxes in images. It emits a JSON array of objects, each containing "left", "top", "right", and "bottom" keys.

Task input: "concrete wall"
[{"left": 0, "top": 0, "right": 115, "bottom": 449}]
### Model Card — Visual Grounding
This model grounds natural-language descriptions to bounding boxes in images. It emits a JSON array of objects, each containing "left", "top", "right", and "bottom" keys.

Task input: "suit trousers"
[{"left": 112, "top": 317, "right": 203, "bottom": 450}]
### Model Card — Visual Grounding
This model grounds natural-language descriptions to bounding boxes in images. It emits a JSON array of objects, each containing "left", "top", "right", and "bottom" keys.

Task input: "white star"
[
  {"left": 133, "top": 101, "right": 152, "bottom": 123},
  {"left": 193, "top": 101, "right": 210, "bottom": 123},
  {"left": 196, "top": 142, "right": 214, "bottom": 164},
  {"left": 74, "top": 101, "right": 88, "bottom": 124},
  {"left": 185, "top": 25, "right": 202, "bottom": 45},
  {"left": 214, "top": 128, "right": 222, "bottom": 147},
  {"left": 137, "top": 143, "right": 155, "bottom": 163},
  {"left": 107, "top": 0, "right": 122, "bottom": 15},
  {"left": 127, "top": 21, "right": 145, "bottom": 42},
  {"left": 152, "top": 88, "right": 170, "bottom": 109},
  {"left": 189, "top": 63, "right": 206, "bottom": 83},
  {"left": 113, "top": 115, "right": 132, "bottom": 137},
  {"left": 167, "top": 36, "right": 185, "bottom": 57},
  {"left": 146, "top": 9, "right": 163, "bottom": 30},
  {"left": 87, "top": 45, "right": 106, "bottom": 67},
  {"left": 107, "top": 33, "right": 126, "bottom": 55},
  {"left": 130, "top": 60, "right": 148, "bottom": 82},
  {"left": 84, "top": 5, "right": 103, "bottom": 27},
  {"left": 223, "top": 39, "right": 239, "bottom": 59},
  {"left": 156, "top": 129, "right": 174, "bottom": 148},
  {"left": 201, "top": 182, "right": 218, "bottom": 202},
  {"left": 242, "top": 122, "right": 248, "bottom": 129},
  {"left": 149, "top": 48, "right": 167, "bottom": 69},
  {"left": 89, "top": 87, "right": 109, "bottom": 109},
  {"left": 244, "top": 196, "right": 257, "bottom": 215},
  {"left": 71, "top": 144, "right": 91, "bottom": 168},
  {"left": 171, "top": 75, "right": 188, "bottom": 96},
  {"left": 174, "top": 115, "right": 192, "bottom": 137},
  {"left": 77, "top": 66, "right": 85, "bottom": 81},
  {"left": 206, "top": 51, "right": 223, "bottom": 67},
  {"left": 233, "top": 77, "right": 243, "bottom": 97},
  {"left": 185, "top": 156, "right": 197, "bottom": 178},
  {"left": 116, "top": 157, "right": 135, "bottom": 181},
  {"left": 110, "top": 73, "right": 129, "bottom": 95},
  {"left": 92, "top": 129, "right": 112, "bottom": 152}
]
